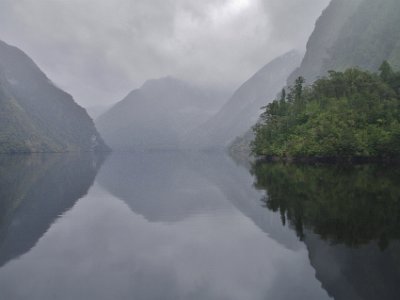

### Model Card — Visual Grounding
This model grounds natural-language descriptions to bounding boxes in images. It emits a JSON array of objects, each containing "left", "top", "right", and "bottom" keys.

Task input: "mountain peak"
[{"left": 141, "top": 76, "right": 185, "bottom": 90}]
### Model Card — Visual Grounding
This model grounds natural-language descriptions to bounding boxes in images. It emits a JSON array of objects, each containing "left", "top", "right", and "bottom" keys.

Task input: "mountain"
[
  {"left": 96, "top": 77, "right": 227, "bottom": 150},
  {"left": 0, "top": 40, "right": 108, "bottom": 153},
  {"left": 184, "top": 50, "right": 302, "bottom": 149},
  {"left": 231, "top": 0, "right": 400, "bottom": 154},
  {"left": 288, "top": 0, "right": 400, "bottom": 85}
]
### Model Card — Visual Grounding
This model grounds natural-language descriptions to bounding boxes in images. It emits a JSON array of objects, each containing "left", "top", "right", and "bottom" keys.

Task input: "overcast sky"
[{"left": 0, "top": 0, "right": 329, "bottom": 107}]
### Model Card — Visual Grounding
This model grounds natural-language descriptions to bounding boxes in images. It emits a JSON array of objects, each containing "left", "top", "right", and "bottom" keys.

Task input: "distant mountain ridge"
[
  {"left": 96, "top": 77, "right": 227, "bottom": 150},
  {"left": 184, "top": 50, "right": 303, "bottom": 149},
  {"left": 0, "top": 40, "right": 108, "bottom": 153}
]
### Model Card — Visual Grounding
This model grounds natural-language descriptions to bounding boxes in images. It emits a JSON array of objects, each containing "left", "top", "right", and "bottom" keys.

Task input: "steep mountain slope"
[
  {"left": 325, "top": 0, "right": 400, "bottom": 71},
  {"left": 0, "top": 40, "right": 108, "bottom": 153},
  {"left": 289, "top": 0, "right": 400, "bottom": 85},
  {"left": 287, "top": 0, "right": 362, "bottom": 85},
  {"left": 184, "top": 50, "right": 302, "bottom": 149},
  {"left": 96, "top": 77, "right": 227, "bottom": 150}
]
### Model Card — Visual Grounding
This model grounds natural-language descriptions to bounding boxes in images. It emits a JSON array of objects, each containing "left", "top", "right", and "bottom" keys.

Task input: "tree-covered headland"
[{"left": 252, "top": 62, "right": 400, "bottom": 161}]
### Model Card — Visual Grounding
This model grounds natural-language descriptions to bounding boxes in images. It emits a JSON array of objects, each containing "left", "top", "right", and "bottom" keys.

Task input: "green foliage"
[
  {"left": 252, "top": 64, "right": 400, "bottom": 159},
  {"left": 0, "top": 87, "right": 59, "bottom": 153}
]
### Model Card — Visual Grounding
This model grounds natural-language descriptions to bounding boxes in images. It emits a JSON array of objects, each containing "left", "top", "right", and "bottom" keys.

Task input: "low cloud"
[{"left": 0, "top": 0, "right": 329, "bottom": 106}]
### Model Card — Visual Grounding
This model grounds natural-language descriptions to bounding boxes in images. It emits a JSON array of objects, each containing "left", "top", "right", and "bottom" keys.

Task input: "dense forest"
[{"left": 252, "top": 62, "right": 400, "bottom": 160}]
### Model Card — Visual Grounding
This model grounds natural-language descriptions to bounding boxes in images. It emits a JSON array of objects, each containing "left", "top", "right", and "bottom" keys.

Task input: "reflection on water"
[
  {"left": 0, "top": 152, "right": 399, "bottom": 299},
  {"left": 0, "top": 152, "right": 329, "bottom": 300},
  {"left": 97, "top": 152, "right": 229, "bottom": 223},
  {"left": 252, "top": 162, "right": 400, "bottom": 300},
  {"left": 97, "top": 152, "right": 301, "bottom": 251},
  {"left": 0, "top": 153, "right": 104, "bottom": 269}
]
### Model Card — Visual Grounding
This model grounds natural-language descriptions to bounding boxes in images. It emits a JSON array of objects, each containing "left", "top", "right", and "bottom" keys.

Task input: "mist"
[
  {"left": 0, "top": 0, "right": 329, "bottom": 107},
  {"left": 2, "top": 1, "right": 400, "bottom": 299}
]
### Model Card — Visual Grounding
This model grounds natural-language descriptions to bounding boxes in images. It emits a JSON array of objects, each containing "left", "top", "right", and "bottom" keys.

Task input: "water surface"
[{"left": 0, "top": 152, "right": 399, "bottom": 299}]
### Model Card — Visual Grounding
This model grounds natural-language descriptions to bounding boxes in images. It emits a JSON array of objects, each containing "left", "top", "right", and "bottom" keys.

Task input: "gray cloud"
[{"left": 0, "top": 0, "right": 330, "bottom": 107}]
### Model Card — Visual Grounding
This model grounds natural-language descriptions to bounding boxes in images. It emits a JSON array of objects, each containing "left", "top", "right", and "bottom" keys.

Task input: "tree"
[
  {"left": 279, "top": 88, "right": 286, "bottom": 103},
  {"left": 294, "top": 76, "right": 305, "bottom": 102},
  {"left": 252, "top": 63, "right": 400, "bottom": 160},
  {"left": 379, "top": 60, "right": 394, "bottom": 83}
]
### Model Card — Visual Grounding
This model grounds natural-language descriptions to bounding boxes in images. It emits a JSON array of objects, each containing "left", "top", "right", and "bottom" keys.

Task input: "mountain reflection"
[
  {"left": 0, "top": 153, "right": 105, "bottom": 268},
  {"left": 96, "top": 152, "right": 229, "bottom": 223},
  {"left": 97, "top": 152, "right": 300, "bottom": 251},
  {"left": 252, "top": 162, "right": 400, "bottom": 300}
]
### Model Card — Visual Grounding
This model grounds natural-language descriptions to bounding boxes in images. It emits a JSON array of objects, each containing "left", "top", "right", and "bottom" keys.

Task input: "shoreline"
[{"left": 255, "top": 155, "right": 400, "bottom": 165}]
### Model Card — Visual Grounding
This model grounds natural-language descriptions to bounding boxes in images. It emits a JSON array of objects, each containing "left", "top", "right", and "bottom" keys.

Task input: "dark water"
[{"left": 0, "top": 152, "right": 399, "bottom": 300}]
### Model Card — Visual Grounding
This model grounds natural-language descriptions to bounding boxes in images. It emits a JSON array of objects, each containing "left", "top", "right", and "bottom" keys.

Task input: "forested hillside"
[{"left": 252, "top": 64, "right": 400, "bottom": 160}]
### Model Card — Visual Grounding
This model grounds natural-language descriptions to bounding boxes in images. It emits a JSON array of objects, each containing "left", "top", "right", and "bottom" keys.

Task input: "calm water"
[{"left": 0, "top": 152, "right": 399, "bottom": 300}]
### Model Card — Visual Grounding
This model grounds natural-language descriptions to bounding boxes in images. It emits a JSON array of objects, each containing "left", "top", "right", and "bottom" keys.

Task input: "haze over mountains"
[
  {"left": 1, "top": 2, "right": 400, "bottom": 298},
  {"left": 96, "top": 77, "right": 227, "bottom": 150},
  {"left": 0, "top": 40, "right": 107, "bottom": 153},
  {"left": 96, "top": 51, "right": 302, "bottom": 150},
  {"left": 1, "top": 0, "right": 400, "bottom": 153},
  {"left": 288, "top": 0, "right": 400, "bottom": 85},
  {"left": 185, "top": 50, "right": 302, "bottom": 149},
  {"left": 0, "top": 0, "right": 330, "bottom": 107},
  {"left": 97, "top": 0, "right": 400, "bottom": 152},
  {"left": 231, "top": 0, "right": 400, "bottom": 152}
]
